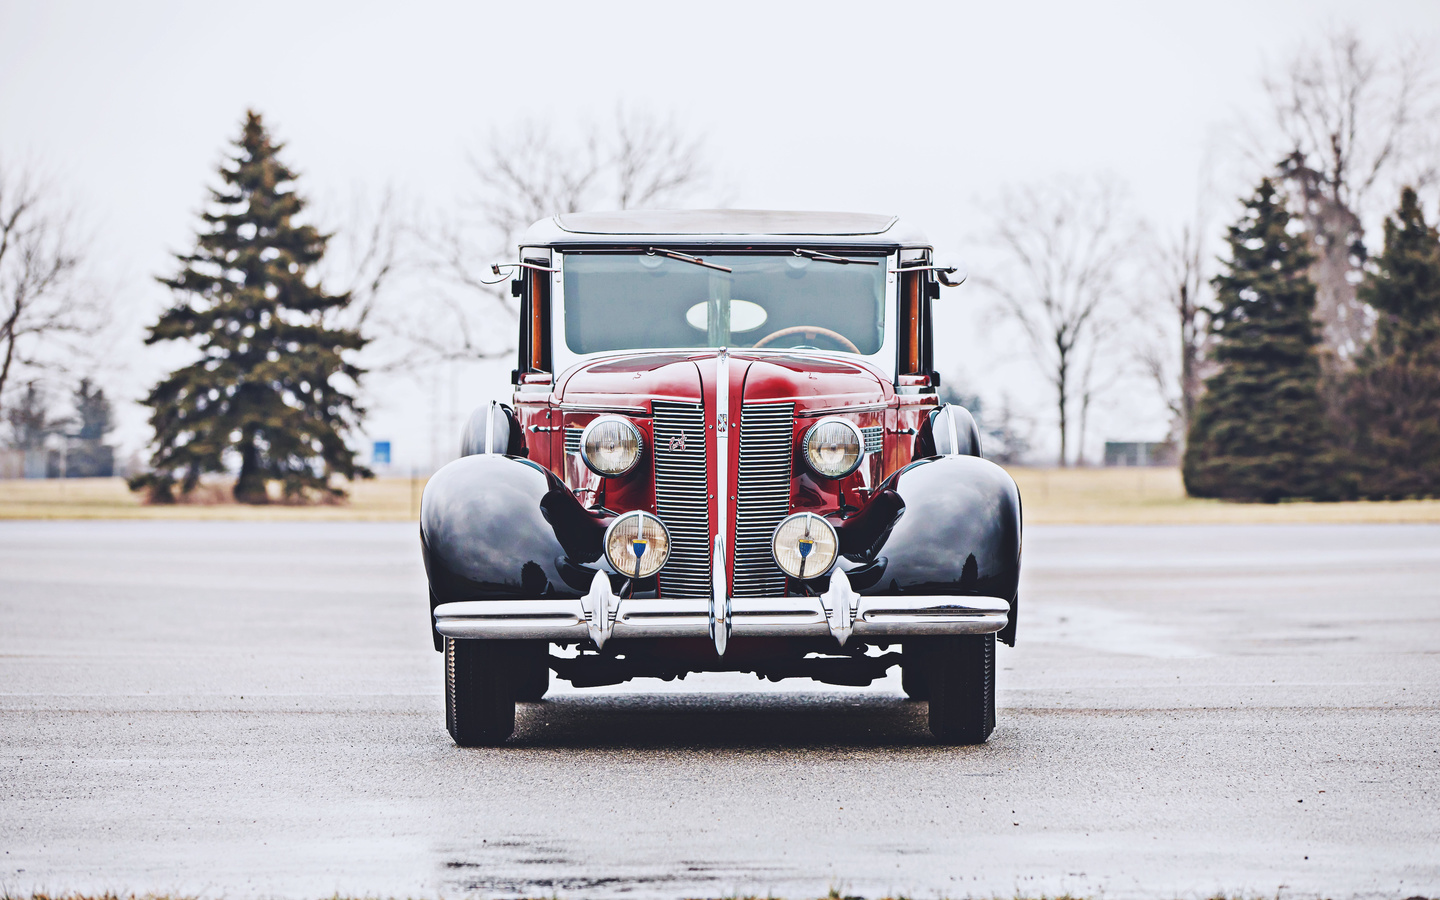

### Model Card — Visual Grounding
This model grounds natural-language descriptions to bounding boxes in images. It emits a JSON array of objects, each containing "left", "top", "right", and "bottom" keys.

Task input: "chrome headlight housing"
[
  {"left": 802, "top": 417, "right": 864, "bottom": 479},
  {"left": 770, "top": 512, "right": 839, "bottom": 580},
  {"left": 581, "top": 415, "right": 643, "bottom": 477},
  {"left": 604, "top": 510, "right": 670, "bottom": 579}
]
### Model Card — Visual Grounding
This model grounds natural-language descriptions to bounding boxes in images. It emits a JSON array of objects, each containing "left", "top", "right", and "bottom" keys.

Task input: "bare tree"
[
  {"left": 1135, "top": 218, "right": 1213, "bottom": 445},
  {"left": 978, "top": 176, "right": 1138, "bottom": 467},
  {"left": 0, "top": 163, "right": 94, "bottom": 417},
  {"left": 1263, "top": 28, "right": 1437, "bottom": 363},
  {"left": 415, "top": 108, "right": 713, "bottom": 366}
]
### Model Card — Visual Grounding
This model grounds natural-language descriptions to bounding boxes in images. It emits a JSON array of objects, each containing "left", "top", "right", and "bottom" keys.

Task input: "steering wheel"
[{"left": 752, "top": 325, "right": 861, "bottom": 354}]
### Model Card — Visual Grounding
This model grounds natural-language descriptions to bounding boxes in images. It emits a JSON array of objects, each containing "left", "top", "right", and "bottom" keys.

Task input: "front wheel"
[
  {"left": 926, "top": 633, "right": 996, "bottom": 744},
  {"left": 445, "top": 637, "right": 516, "bottom": 746}
]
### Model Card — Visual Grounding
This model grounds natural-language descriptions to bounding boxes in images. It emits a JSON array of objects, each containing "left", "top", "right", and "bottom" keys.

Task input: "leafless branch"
[
  {"left": 1262, "top": 27, "right": 1438, "bottom": 362},
  {"left": 976, "top": 176, "right": 1139, "bottom": 466},
  {"left": 408, "top": 108, "right": 713, "bottom": 369},
  {"left": 0, "top": 161, "right": 96, "bottom": 422}
]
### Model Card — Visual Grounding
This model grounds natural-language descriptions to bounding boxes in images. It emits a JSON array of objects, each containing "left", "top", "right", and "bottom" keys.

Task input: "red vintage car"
[{"left": 421, "top": 210, "right": 1021, "bottom": 745}]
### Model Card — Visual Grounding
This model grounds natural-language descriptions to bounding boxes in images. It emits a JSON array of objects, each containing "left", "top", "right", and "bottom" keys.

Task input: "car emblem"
[{"left": 668, "top": 431, "right": 687, "bottom": 453}]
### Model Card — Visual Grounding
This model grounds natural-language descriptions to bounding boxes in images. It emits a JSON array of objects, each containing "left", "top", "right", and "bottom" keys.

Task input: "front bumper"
[{"left": 433, "top": 568, "right": 1010, "bottom": 652}]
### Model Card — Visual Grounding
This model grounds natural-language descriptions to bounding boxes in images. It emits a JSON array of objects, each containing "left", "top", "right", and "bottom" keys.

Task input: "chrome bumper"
[{"left": 433, "top": 569, "right": 1010, "bottom": 652}]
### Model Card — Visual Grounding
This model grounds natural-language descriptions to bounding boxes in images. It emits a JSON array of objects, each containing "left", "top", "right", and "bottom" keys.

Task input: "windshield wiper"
[
  {"left": 646, "top": 247, "right": 732, "bottom": 273},
  {"left": 792, "top": 248, "right": 880, "bottom": 266}
]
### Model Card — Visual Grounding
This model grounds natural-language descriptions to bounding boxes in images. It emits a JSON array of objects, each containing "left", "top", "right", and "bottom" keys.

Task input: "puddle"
[{"left": 1026, "top": 602, "right": 1212, "bottom": 658}]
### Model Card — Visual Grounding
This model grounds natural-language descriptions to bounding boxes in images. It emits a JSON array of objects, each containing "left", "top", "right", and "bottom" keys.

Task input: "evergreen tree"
[
  {"left": 1343, "top": 187, "right": 1440, "bottom": 498},
  {"left": 1184, "top": 177, "right": 1337, "bottom": 502},
  {"left": 134, "top": 111, "right": 369, "bottom": 504},
  {"left": 73, "top": 378, "right": 112, "bottom": 441}
]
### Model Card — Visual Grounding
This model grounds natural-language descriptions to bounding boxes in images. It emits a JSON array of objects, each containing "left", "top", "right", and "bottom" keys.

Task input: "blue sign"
[{"left": 372, "top": 441, "right": 391, "bottom": 465}]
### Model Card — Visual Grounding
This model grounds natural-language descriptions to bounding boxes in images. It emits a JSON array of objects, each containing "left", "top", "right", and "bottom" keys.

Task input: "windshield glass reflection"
[{"left": 562, "top": 252, "right": 888, "bottom": 355}]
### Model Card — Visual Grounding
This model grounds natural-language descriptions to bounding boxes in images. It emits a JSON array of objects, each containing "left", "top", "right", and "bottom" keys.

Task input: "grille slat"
[
  {"left": 652, "top": 401, "right": 710, "bottom": 598},
  {"left": 733, "top": 402, "right": 795, "bottom": 598},
  {"left": 862, "top": 425, "right": 883, "bottom": 455},
  {"left": 564, "top": 427, "right": 582, "bottom": 456}
]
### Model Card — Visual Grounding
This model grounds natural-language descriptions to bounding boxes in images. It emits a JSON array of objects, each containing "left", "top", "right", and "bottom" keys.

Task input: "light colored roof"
[{"left": 518, "top": 209, "right": 931, "bottom": 248}]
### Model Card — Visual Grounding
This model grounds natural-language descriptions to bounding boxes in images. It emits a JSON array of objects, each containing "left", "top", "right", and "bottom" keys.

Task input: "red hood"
[{"left": 556, "top": 351, "right": 890, "bottom": 411}]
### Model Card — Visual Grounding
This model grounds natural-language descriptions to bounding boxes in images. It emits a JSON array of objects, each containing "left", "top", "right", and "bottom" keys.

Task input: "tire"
[
  {"left": 445, "top": 637, "right": 516, "bottom": 746},
  {"left": 901, "top": 641, "right": 930, "bottom": 700},
  {"left": 513, "top": 641, "right": 550, "bottom": 703},
  {"left": 926, "top": 633, "right": 996, "bottom": 744}
]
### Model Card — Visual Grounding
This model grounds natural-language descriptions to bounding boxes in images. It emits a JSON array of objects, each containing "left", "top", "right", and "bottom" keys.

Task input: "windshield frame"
[{"left": 549, "top": 248, "right": 899, "bottom": 378}]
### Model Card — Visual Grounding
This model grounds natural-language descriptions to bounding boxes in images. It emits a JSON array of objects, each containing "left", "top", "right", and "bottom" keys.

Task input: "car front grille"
[
  {"left": 651, "top": 401, "right": 710, "bottom": 598},
  {"left": 564, "top": 427, "right": 582, "bottom": 456},
  {"left": 733, "top": 402, "right": 795, "bottom": 598}
]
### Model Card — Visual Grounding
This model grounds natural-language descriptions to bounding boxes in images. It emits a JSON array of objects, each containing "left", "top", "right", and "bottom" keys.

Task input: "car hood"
[{"left": 555, "top": 351, "right": 891, "bottom": 410}]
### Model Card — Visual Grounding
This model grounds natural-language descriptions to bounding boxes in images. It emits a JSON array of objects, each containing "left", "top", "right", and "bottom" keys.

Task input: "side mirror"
[{"left": 936, "top": 264, "right": 967, "bottom": 288}]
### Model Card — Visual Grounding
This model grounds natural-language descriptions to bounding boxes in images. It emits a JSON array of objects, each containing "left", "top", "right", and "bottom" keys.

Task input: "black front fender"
[
  {"left": 837, "top": 454, "right": 1023, "bottom": 644},
  {"left": 420, "top": 455, "right": 612, "bottom": 648}
]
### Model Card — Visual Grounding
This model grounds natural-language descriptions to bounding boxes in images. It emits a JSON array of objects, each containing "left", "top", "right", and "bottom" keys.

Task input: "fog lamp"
[
  {"left": 581, "top": 415, "right": 643, "bottom": 477},
  {"left": 604, "top": 511, "right": 670, "bottom": 579},
  {"left": 770, "top": 512, "right": 839, "bottom": 580},
  {"left": 802, "top": 417, "right": 864, "bottom": 479}
]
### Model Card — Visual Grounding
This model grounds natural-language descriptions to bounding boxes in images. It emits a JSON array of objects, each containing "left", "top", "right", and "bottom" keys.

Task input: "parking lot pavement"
[{"left": 1, "top": 521, "right": 1437, "bottom": 899}]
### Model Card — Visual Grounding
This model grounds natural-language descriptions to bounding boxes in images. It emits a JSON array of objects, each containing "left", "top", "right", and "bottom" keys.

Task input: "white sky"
[{"left": 3, "top": 0, "right": 1438, "bottom": 469}]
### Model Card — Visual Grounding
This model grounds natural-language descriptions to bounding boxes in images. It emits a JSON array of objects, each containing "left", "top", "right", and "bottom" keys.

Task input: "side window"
[
  {"left": 897, "top": 253, "right": 933, "bottom": 376},
  {"left": 517, "top": 256, "right": 553, "bottom": 375}
]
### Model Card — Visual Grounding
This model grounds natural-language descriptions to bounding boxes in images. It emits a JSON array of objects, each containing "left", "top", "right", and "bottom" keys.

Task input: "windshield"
[{"left": 560, "top": 252, "right": 889, "bottom": 356}]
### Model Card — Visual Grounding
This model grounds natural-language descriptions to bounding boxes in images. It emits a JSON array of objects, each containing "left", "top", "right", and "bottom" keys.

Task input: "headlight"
[
  {"left": 770, "top": 512, "right": 839, "bottom": 580},
  {"left": 581, "top": 416, "right": 643, "bottom": 476},
  {"left": 802, "top": 417, "right": 864, "bottom": 479},
  {"left": 604, "top": 511, "right": 670, "bottom": 579}
]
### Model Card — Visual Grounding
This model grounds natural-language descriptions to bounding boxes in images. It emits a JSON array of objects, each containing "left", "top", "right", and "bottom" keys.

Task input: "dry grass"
[
  {"left": 0, "top": 476, "right": 425, "bottom": 521},
  {"left": 1007, "top": 466, "right": 1440, "bottom": 524},
  {"left": 1, "top": 467, "right": 1439, "bottom": 524}
]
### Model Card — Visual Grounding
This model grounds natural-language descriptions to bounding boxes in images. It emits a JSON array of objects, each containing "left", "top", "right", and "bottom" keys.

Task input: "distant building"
[{"left": 1104, "top": 441, "right": 1178, "bottom": 467}]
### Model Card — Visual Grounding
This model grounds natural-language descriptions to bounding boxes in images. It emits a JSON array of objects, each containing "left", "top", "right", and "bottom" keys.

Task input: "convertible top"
[{"left": 518, "top": 209, "right": 931, "bottom": 249}]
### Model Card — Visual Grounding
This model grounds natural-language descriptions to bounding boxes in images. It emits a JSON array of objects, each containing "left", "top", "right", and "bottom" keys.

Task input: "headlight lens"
[
  {"left": 604, "top": 511, "right": 670, "bottom": 579},
  {"left": 802, "top": 417, "right": 864, "bottom": 479},
  {"left": 581, "top": 416, "right": 643, "bottom": 476},
  {"left": 770, "top": 512, "right": 839, "bottom": 580}
]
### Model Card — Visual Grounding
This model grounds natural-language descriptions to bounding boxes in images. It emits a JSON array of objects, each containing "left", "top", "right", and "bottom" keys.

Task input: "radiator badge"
[
  {"left": 668, "top": 431, "right": 687, "bottom": 453},
  {"left": 716, "top": 413, "right": 728, "bottom": 436}
]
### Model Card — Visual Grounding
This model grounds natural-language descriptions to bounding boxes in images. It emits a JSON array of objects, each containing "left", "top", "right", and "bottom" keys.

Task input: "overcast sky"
[{"left": 3, "top": 0, "right": 1438, "bottom": 468}]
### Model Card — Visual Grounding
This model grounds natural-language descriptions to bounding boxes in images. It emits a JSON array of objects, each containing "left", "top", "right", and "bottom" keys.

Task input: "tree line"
[{"left": 978, "top": 28, "right": 1440, "bottom": 501}]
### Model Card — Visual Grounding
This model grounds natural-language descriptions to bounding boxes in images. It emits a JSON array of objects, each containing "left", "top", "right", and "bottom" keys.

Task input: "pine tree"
[
  {"left": 134, "top": 111, "right": 369, "bottom": 504},
  {"left": 1343, "top": 187, "right": 1440, "bottom": 498},
  {"left": 1184, "top": 177, "right": 1337, "bottom": 502}
]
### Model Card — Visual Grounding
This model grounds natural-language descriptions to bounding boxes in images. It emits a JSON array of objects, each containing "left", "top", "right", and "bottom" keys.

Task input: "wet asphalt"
[{"left": 0, "top": 520, "right": 1437, "bottom": 899}]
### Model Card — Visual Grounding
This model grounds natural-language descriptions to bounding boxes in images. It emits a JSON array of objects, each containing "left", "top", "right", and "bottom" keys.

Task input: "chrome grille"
[
  {"left": 651, "top": 401, "right": 710, "bottom": 598},
  {"left": 564, "top": 427, "right": 582, "bottom": 456},
  {"left": 862, "top": 425, "right": 883, "bottom": 456},
  {"left": 733, "top": 403, "right": 795, "bottom": 598}
]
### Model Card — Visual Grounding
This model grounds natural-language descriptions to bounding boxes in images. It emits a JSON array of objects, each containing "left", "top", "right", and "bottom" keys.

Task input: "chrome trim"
[
  {"left": 579, "top": 415, "right": 644, "bottom": 477},
  {"left": 712, "top": 349, "right": 731, "bottom": 655},
  {"left": 734, "top": 402, "right": 794, "bottom": 598},
  {"left": 801, "top": 416, "right": 866, "bottom": 479},
  {"left": 710, "top": 533, "right": 730, "bottom": 655},
  {"left": 434, "top": 591, "right": 1009, "bottom": 644},
  {"left": 559, "top": 404, "right": 651, "bottom": 416},
  {"left": 861, "top": 425, "right": 883, "bottom": 455},
  {"left": 652, "top": 400, "right": 709, "bottom": 598},
  {"left": 582, "top": 569, "right": 617, "bottom": 649},
  {"left": 795, "top": 402, "right": 890, "bottom": 417}
]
